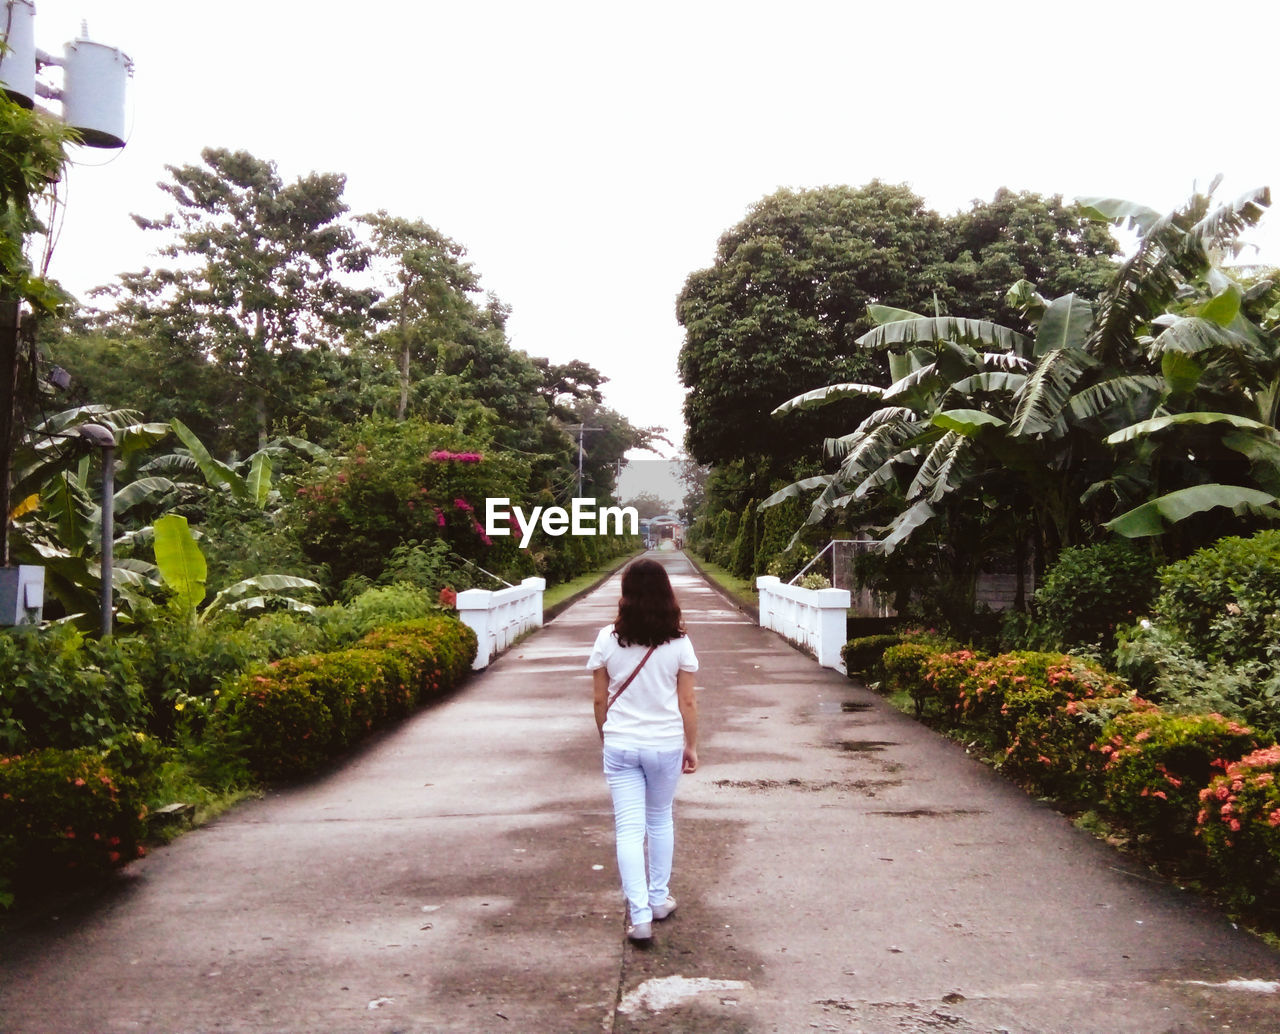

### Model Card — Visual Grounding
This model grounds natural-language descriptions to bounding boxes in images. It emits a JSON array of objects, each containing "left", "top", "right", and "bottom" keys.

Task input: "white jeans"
[{"left": 602, "top": 745, "right": 684, "bottom": 924}]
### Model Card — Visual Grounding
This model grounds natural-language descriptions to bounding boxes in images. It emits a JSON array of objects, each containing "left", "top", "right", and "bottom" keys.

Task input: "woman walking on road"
[{"left": 588, "top": 558, "right": 699, "bottom": 943}]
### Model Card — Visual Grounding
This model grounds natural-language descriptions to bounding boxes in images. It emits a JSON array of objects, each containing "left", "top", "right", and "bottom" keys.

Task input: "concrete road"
[{"left": 3, "top": 550, "right": 1280, "bottom": 1033}]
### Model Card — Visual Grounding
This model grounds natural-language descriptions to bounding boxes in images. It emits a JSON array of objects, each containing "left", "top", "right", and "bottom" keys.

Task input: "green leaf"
[
  {"left": 1076, "top": 197, "right": 1164, "bottom": 234},
  {"left": 759, "top": 475, "right": 834, "bottom": 509},
  {"left": 1161, "top": 351, "right": 1203, "bottom": 397},
  {"left": 772, "top": 382, "right": 883, "bottom": 417},
  {"left": 153, "top": 513, "right": 207, "bottom": 610},
  {"left": 1034, "top": 293, "right": 1092, "bottom": 356},
  {"left": 113, "top": 477, "right": 178, "bottom": 516},
  {"left": 247, "top": 451, "right": 273, "bottom": 508},
  {"left": 867, "top": 303, "right": 926, "bottom": 325},
  {"left": 1105, "top": 485, "right": 1280, "bottom": 537},
  {"left": 170, "top": 418, "right": 248, "bottom": 500},
  {"left": 1199, "top": 284, "right": 1242, "bottom": 327},
  {"left": 856, "top": 316, "right": 1028, "bottom": 355},
  {"left": 931, "top": 409, "right": 1007, "bottom": 436},
  {"left": 1105, "top": 412, "right": 1275, "bottom": 446}
]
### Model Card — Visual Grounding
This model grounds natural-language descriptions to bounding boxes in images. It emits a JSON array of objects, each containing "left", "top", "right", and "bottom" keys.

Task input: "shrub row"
[
  {"left": 1, "top": 614, "right": 477, "bottom": 903},
  {"left": 214, "top": 616, "right": 477, "bottom": 781},
  {"left": 868, "top": 637, "right": 1280, "bottom": 912}
]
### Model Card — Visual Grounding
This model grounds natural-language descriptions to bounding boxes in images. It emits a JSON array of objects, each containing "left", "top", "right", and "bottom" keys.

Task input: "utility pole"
[
  {"left": 565, "top": 423, "right": 602, "bottom": 498},
  {"left": 0, "top": 5, "right": 132, "bottom": 625}
]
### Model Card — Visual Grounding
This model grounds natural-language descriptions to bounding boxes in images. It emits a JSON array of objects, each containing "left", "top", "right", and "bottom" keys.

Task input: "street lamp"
[
  {"left": 0, "top": 2, "right": 131, "bottom": 626},
  {"left": 77, "top": 422, "right": 115, "bottom": 636}
]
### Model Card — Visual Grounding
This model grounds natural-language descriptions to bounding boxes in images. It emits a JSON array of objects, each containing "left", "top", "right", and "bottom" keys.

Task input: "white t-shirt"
[{"left": 587, "top": 626, "right": 699, "bottom": 750}]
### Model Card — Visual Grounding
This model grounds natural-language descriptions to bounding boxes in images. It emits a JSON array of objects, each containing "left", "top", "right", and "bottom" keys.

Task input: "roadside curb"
[{"left": 683, "top": 550, "right": 760, "bottom": 624}]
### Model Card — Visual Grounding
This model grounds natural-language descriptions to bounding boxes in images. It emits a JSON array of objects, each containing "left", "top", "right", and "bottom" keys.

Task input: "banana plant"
[
  {"left": 152, "top": 513, "right": 319, "bottom": 624},
  {"left": 763, "top": 183, "right": 1278, "bottom": 577}
]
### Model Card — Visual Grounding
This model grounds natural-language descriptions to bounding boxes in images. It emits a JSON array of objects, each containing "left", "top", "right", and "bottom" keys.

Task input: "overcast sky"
[{"left": 24, "top": 0, "right": 1280, "bottom": 465}]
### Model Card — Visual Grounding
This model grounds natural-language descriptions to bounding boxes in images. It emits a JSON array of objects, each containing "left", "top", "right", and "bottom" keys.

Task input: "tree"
[
  {"left": 762, "top": 184, "right": 1277, "bottom": 615},
  {"left": 100, "top": 148, "right": 376, "bottom": 452},
  {"left": 943, "top": 188, "right": 1118, "bottom": 333},
  {"left": 360, "top": 211, "right": 480, "bottom": 421},
  {"left": 677, "top": 182, "right": 952, "bottom": 468},
  {"left": 676, "top": 183, "right": 1119, "bottom": 472},
  {"left": 1, "top": 93, "right": 75, "bottom": 565}
]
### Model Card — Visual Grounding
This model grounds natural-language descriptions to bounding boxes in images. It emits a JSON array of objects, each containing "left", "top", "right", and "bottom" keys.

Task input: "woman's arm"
[
  {"left": 677, "top": 669, "right": 698, "bottom": 773},
  {"left": 592, "top": 667, "right": 610, "bottom": 740}
]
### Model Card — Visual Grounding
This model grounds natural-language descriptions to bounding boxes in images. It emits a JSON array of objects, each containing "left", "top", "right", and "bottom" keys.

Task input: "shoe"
[
  {"left": 627, "top": 921, "right": 652, "bottom": 942},
  {"left": 651, "top": 897, "right": 677, "bottom": 921}
]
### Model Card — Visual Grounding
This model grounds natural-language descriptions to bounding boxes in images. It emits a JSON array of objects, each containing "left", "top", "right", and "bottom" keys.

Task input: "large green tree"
[
  {"left": 677, "top": 182, "right": 1119, "bottom": 472},
  {"left": 763, "top": 184, "right": 1277, "bottom": 615},
  {"left": 677, "top": 181, "right": 952, "bottom": 468},
  {"left": 100, "top": 148, "right": 376, "bottom": 452}
]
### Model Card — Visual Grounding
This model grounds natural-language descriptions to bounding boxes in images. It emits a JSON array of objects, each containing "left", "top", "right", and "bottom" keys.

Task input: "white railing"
[
  {"left": 456, "top": 577, "right": 547, "bottom": 669},
  {"left": 755, "top": 575, "right": 850, "bottom": 673}
]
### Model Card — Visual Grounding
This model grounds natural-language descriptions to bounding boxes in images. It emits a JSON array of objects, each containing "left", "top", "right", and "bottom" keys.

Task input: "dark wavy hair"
[{"left": 614, "top": 559, "right": 685, "bottom": 647}]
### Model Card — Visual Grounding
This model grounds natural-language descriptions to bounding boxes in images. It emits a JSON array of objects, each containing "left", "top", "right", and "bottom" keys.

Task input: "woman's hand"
[{"left": 682, "top": 747, "right": 698, "bottom": 774}]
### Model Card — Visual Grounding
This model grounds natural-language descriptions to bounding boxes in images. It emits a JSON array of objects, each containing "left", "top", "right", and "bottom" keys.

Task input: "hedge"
[
  {"left": 215, "top": 614, "right": 477, "bottom": 780},
  {"left": 880, "top": 640, "right": 1280, "bottom": 918}
]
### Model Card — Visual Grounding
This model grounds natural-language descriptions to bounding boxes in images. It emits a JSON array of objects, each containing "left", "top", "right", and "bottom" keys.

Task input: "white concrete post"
[
  {"left": 457, "top": 576, "right": 547, "bottom": 669},
  {"left": 755, "top": 576, "right": 851, "bottom": 674}
]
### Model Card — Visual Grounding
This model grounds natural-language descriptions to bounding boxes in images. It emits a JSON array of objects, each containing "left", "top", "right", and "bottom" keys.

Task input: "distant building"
[{"left": 641, "top": 514, "right": 684, "bottom": 550}]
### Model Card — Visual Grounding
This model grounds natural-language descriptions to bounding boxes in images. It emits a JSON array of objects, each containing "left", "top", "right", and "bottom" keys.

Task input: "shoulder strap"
[{"left": 605, "top": 645, "right": 658, "bottom": 713}]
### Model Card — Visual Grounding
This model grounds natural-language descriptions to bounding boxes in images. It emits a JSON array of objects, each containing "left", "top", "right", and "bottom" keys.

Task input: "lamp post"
[
  {"left": 0, "top": 3, "right": 131, "bottom": 627},
  {"left": 76, "top": 422, "right": 115, "bottom": 636}
]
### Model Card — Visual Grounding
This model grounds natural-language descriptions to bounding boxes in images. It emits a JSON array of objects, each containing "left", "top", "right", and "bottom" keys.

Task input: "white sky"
[{"left": 22, "top": 0, "right": 1280, "bottom": 463}]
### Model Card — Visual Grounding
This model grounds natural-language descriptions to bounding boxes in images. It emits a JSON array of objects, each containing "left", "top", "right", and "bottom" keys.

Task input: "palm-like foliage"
[{"left": 763, "top": 183, "right": 1278, "bottom": 596}]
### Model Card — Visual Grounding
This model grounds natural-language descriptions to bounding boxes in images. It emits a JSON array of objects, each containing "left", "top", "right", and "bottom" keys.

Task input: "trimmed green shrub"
[
  {"left": 218, "top": 673, "right": 336, "bottom": 780},
  {"left": 0, "top": 748, "right": 146, "bottom": 898},
  {"left": 359, "top": 616, "right": 477, "bottom": 701},
  {"left": 842, "top": 634, "right": 903, "bottom": 681},
  {"left": 1097, "top": 710, "right": 1258, "bottom": 847},
  {"left": 0, "top": 626, "right": 147, "bottom": 755},
  {"left": 1031, "top": 540, "right": 1159, "bottom": 655},
  {"left": 1198, "top": 746, "right": 1280, "bottom": 908},
  {"left": 757, "top": 496, "right": 806, "bottom": 577},
  {"left": 729, "top": 502, "right": 757, "bottom": 579},
  {"left": 216, "top": 614, "right": 477, "bottom": 781},
  {"left": 881, "top": 642, "right": 940, "bottom": 710}
]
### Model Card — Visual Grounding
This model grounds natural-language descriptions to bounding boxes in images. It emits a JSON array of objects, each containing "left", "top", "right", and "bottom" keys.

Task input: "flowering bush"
[
  {"left": 915, "top": 649, "right": 987, "bottom": 725},
  {"left": 1198, "top": 746, "right": 1280, "bottom": 907},
  {"left": 217, "top": 673, "right": 336, "bottom": 780},
  {"left": 994, "top": 658, "right": 1130, "bottom": 798},
  {"left": 1097, "top": 710, "right": 1258, "bottom": 846},
  {"left": 289, "top": 419, "right": 530, "bottom": 586},
  {"left": 0, "top": 748, "right": 146, "bottom": 898}
]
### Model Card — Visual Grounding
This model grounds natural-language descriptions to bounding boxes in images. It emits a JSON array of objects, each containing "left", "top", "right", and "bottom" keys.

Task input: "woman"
[{"left": 587, "top": 558, "right": 699, "bottom": 943}]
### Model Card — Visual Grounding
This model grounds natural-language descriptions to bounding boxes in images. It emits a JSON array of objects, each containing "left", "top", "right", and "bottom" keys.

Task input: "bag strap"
[{"left": 606, "top": 645, "right": 658, "bottom": 713}]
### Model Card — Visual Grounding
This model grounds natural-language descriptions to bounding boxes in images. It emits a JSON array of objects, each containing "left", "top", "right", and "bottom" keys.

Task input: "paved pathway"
[{"left": 3, "top": 550, "right": 1280, "bottom": 1033}]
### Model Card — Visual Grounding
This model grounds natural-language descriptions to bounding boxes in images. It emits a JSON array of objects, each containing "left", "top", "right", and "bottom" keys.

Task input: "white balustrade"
[
  {"left": 755, "top": 576, "right": 851, "bottom": 673},
  {"left": 456, "top": 577, "right": 547, "bottom": 669}
]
